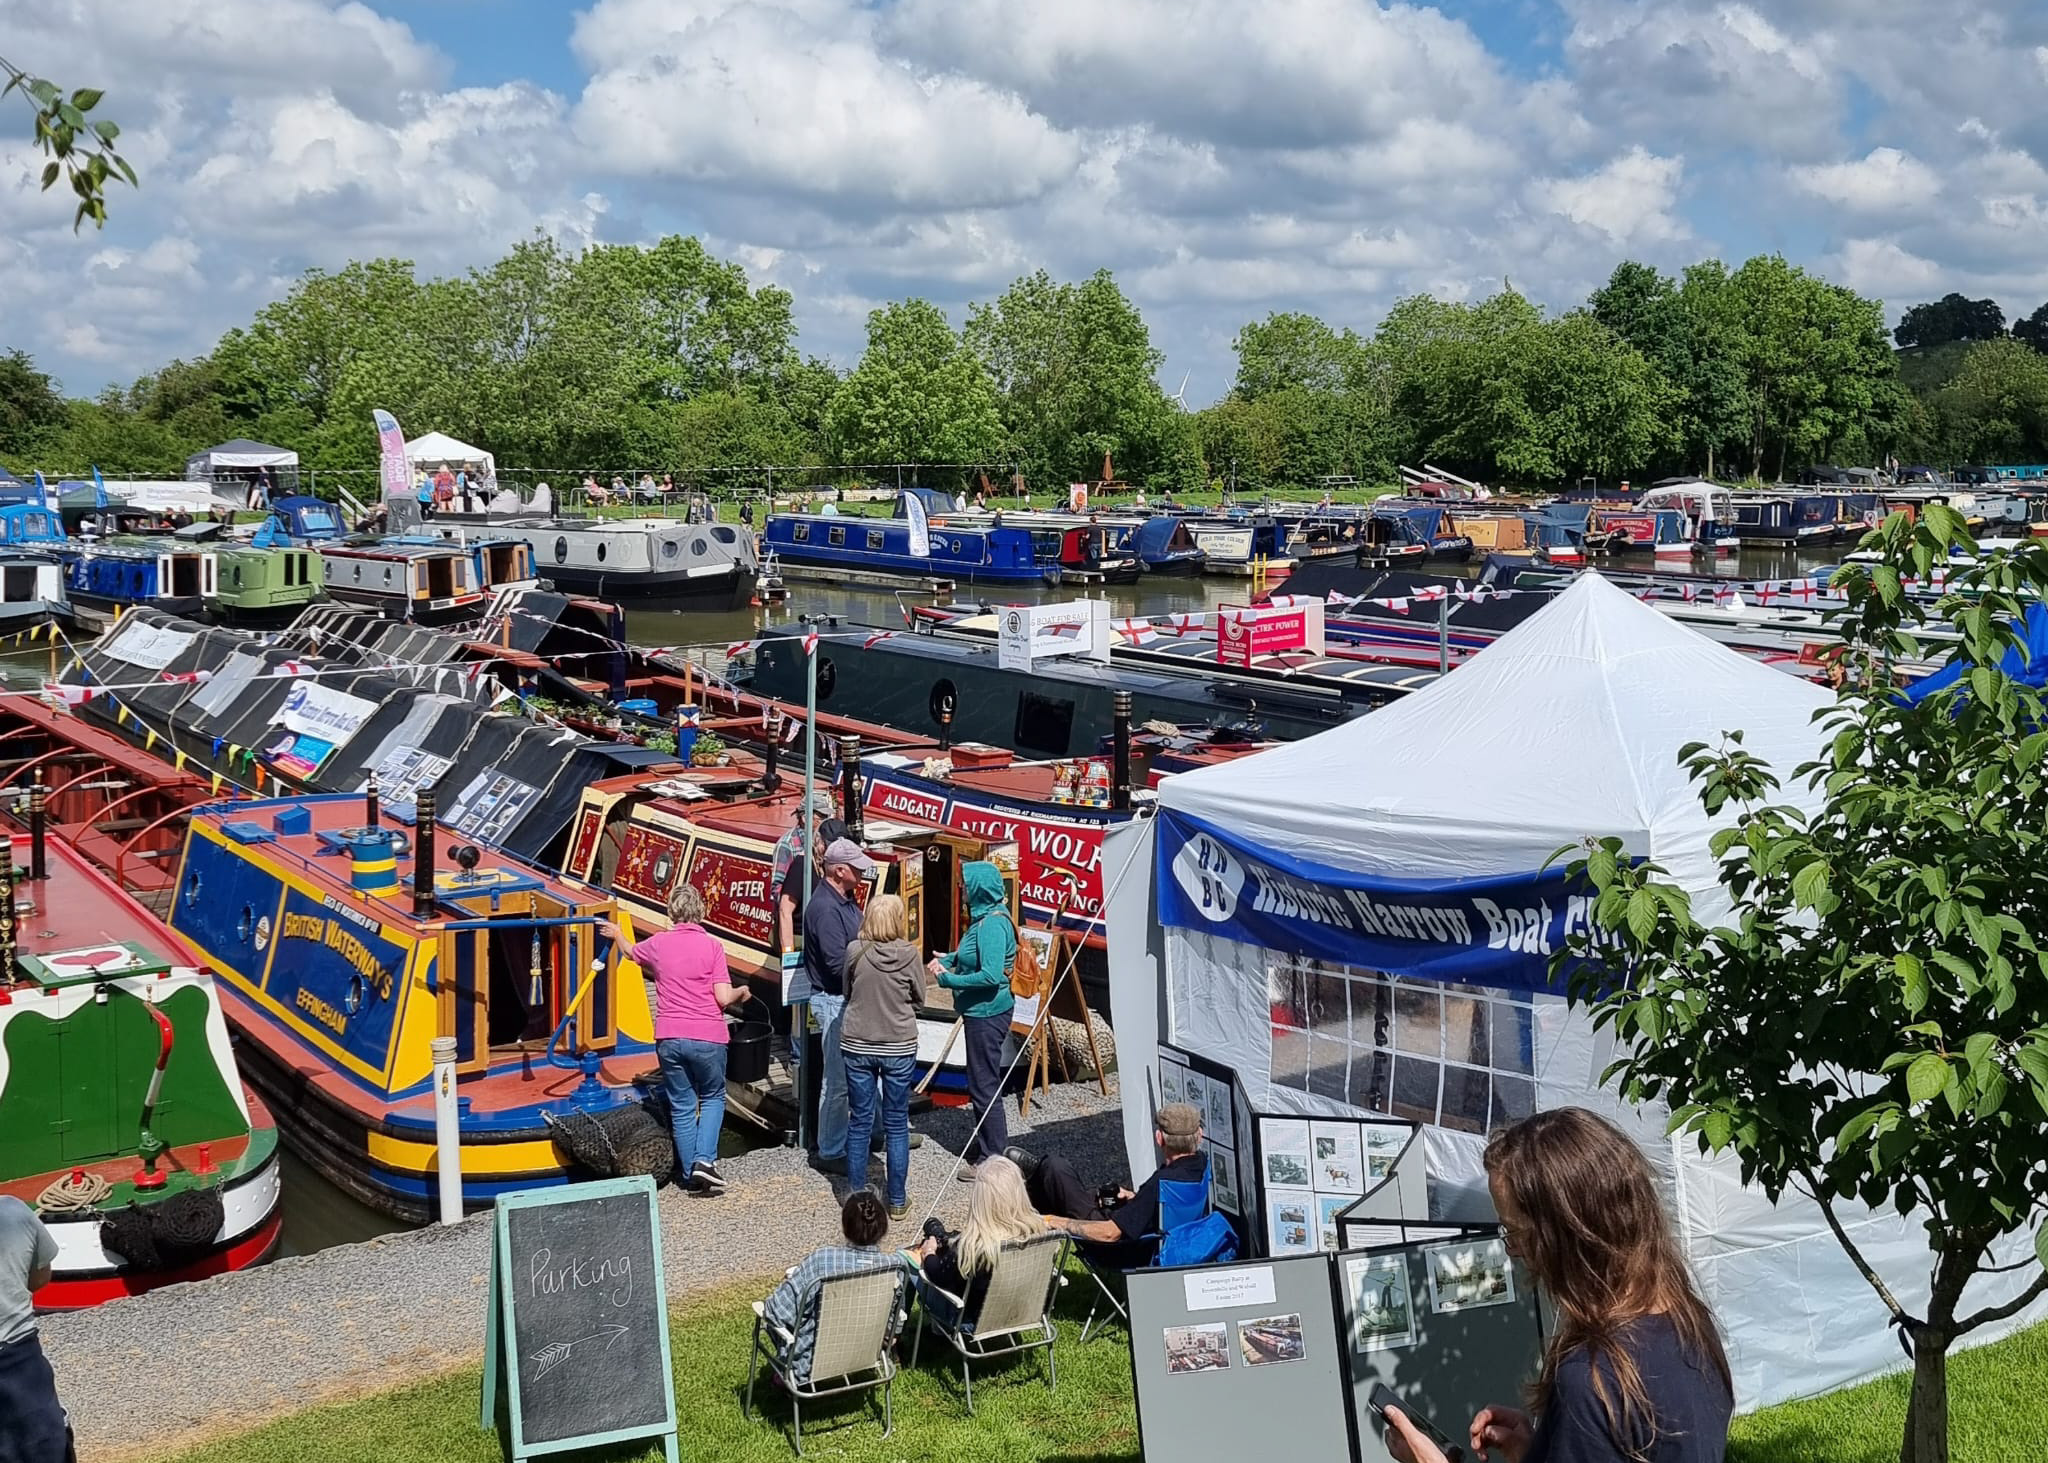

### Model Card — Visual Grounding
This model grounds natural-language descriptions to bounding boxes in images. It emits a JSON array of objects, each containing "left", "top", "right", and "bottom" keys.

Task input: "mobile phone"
[{"left": 1368, "top": 1383, "right": 1465, "bottom": 1463}]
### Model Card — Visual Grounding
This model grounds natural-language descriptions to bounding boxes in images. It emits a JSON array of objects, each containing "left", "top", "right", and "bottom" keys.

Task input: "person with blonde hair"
[
  {"left": 840, "top": 893, "right": 924, "bottom": 1217},
  {"left": 598, "top": 883, "right": 748, "bottom": 1195},
  {"left": 912, "top": 1155, "right": 1043, "bottom": 1329},
  {"left": 1384, "top": 1107, "right": 1731, "bottom": 1463}
]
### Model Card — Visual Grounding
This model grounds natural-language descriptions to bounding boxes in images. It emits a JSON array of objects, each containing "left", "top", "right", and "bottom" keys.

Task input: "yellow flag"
[
  {"left": 210, "top": 773, "right": 223, "bottom": 795},
  {"left": 144, "top": 729, "right": 158, "bottom": 750},
  {"left": 173, "top": 749, "right": 187, "bottom": 770}
]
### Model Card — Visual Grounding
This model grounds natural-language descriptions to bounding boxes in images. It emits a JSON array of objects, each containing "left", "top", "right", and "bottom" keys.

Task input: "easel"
[{"left": 1017, "top": 929, "right": 1110, "bottom": 1117}]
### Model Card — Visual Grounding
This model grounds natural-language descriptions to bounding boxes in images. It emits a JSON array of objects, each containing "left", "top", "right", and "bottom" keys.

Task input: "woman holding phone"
[{"left": 1386, "top": 1107, "right": 1732, "bottom": 1463}]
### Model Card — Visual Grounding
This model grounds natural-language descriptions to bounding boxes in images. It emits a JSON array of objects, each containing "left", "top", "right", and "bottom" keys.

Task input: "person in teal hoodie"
[{"left": 928, "top": 862, "right": 1016, "bottom": 1177}]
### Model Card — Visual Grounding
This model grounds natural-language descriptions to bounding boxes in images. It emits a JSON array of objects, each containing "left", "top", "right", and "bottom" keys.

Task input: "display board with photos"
[
  {"left": 1156, "top": 1045, "right": 1250, "bottom": 1225},
  {"left": 1339, "top": 1236, "right": 1547, "bottom": 1463},
  {"left": 1252, "top": 1113, "right": 1423, "bottom": 1258},
  {"left": 1126, "top": 1253, "right": 1359, "bottom": 1463}
]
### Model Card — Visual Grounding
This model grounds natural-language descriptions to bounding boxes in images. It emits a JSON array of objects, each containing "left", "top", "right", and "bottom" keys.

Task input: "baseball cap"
[
  {"left": 1156, "top": 1103, "right": 1202, "bottom": 1140},
  {"left": 796, "top": 791, "right": 836, "bottom": 820},
  {"left": 821, "top": 838, "right": 877, "bottom": 875}
]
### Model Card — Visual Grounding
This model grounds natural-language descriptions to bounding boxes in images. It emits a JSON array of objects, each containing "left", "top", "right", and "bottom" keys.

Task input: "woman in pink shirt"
[{"left": 600, "top": 884, "right": 746, "bottom": 1194}]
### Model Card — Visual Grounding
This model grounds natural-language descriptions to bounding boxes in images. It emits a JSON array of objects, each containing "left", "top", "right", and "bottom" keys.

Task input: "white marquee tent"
[
  {"left": 1105, "top": 574, "right": 2047, "bottom": 1407},
  {"left": 403, "top": 431, "right": 496, "bottom": 482},
  {"left": 184, "top": 438, "right": 298, "bottom": 485}
]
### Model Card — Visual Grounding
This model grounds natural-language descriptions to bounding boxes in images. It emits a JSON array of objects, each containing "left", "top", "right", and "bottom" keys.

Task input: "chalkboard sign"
[{"left": 481, "top": 1175, "right": 679, "bottom": 1462}]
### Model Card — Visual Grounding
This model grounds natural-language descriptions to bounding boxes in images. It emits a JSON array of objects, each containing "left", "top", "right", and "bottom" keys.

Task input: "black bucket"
[{"left": 728, "top": 1013, "right": 773, "bottom": 1085}]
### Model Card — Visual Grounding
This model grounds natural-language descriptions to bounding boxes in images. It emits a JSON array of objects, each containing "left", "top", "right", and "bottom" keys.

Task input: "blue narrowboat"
[
  {"left": 1116, "top": 515, "right": 1207, "bottom": 574},
  {"left": 764, "top": 510, "right": 1046, "bottom": 583},
  {"left": 1375, "top": 503, "right": 1475, "bottom": 562},
  {"left": 65, "top": 536, "right": 217, "bottom": 618}
]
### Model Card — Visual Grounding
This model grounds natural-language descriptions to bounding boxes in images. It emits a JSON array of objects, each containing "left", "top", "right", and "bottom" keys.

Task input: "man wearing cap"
[
  {"left": 773, "top": 794, "right": 838, "bottom": 957},
  {"left": 802, "top": 837, "right": 875, "bottom": 1174},
  {"left": 1015, "top": 1103, "right": 1207, "bottom": 1265}
]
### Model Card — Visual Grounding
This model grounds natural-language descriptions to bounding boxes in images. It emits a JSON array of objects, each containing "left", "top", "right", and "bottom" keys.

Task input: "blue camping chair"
[{"left": 1077, "top": 1156, "right": 1237, "bottom": 1341}]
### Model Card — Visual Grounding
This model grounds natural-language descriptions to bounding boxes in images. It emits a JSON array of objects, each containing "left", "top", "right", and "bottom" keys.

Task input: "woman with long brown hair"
[{"left": 1386, "top": 1107, "right": 1733, "bottom": 1463}]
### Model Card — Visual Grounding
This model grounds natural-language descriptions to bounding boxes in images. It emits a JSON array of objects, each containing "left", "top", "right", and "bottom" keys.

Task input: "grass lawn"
[
  {"left": 148, "top": 1267, "right": 2043, "bottom": 1463},
  {"left": 147, "top": 1271, "right": 1141, "bottom": 1463}
]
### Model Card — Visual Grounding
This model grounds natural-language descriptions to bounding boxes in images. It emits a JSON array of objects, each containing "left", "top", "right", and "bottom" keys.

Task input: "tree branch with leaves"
[
  {"left": 1557, "top": 501, "right": 2048, "bottom": 1463},
  {"left": 0, "top": 55, "right": 132, "bottom": 229}
]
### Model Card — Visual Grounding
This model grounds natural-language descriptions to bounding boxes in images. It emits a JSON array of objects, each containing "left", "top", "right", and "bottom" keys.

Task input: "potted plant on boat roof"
[{"left": 690, "top": 731, "right": 726, "bottom": 766}]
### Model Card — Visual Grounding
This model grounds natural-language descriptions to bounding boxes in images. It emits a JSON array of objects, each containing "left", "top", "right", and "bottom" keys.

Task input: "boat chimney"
[
  {"left": 936, "top": 688, "right": 955, "bottom": 752},
  {"left": 761, "top": 710, "right": 783, "bottom": 793},
  {"left": 1111, "top": 692, "right": 1133, "bottom": 811},
  {"left": 838, "top": 733, "right": 864, "bottom": 841},
  {"left": 0, "top": 829, "right": 15, "bottom": 975},
  {"left": 413, "top": 789, "right": 438, "bottom": 919},
  {"left": 26, "top": 783, "right": 47, "bottom": 882},
  {"left": 364, "top": 770, "right": 381, "bottom": 830}
]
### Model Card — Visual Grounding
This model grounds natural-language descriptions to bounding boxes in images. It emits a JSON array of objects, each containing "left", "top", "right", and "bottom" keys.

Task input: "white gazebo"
[{"left": 403, "top": 431, "right": 497, "bottom": 484}]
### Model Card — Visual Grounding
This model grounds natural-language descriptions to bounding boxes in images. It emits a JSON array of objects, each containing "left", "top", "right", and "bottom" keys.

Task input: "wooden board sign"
[{"left": 482, "top": 1175, "right": 679, "bottom": 1462}]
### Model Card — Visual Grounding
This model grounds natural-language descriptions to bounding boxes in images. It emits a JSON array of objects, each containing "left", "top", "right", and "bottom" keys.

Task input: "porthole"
[
  {"left": 692, "top": 538, "right": 707, "bottom": 556},
  {"left": 182, "top": 868, "right": 202, "bottom": 907},
  {"left": 928, "top": 678, "right": 957, "bottom": 726},
  {"left": 344, "top": 974, "right": 364, "bottom": 1015},
  {"left": 231, "top": 566, "right": 243, "bottom": 587},
  {"left": 597, "top": 543, "right": 608, "bottom": 562},
  {"left": 352, "top": 564, "right": 363, "bottom": 583},
  {"left": 555, "top": 537, "right": 568, "bottom": 562},
  {"left": 816, "top": 656, "right": 836, "bottom": 700},
  {"left": 662, "top": 540, "right": 679, "bottom": 560},
  {"left": 382, "top": 567, "right": 393, "bottom": 584},
  {"left": 712, "top": 526, "right": 737, "bottom": 544},
  {"left": 237, "top": 905, "right": 255, "bottom": 940}
]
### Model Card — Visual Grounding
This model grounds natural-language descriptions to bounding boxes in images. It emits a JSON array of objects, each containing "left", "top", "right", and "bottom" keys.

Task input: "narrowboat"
[
  {"left": 1029, "top": 523, "right": 1140, "bottom": 583},
  {"left": 1728, "top": 494, "right": 1837, "bottom": 545},
  {"left": 164, "top": 789, "right": 655, "bottom": 1221},
  {"left": 207, "top": 541, "right": 327, "bottom": 625},
  {"left": 1, "top": 819, "right": 283, "bottom": 1308},
  {"left": 1181, "top": 516, "right": 1292, "bottom": 577},
  {"left": 390, "top": 532, "right": 539, "bottom": 598},
  {"left": 1585, "top": 507, "right": 1695, "bottom": 559},
  {"left": 428, "top": 512, "right": 758, "bottom": 611},
  {"left": 765, "top": 510, "right": 1046, "bottom": 584},
  {"left": 1118, "top": 516, "right": 1207, "bottom": 575},
  {"left": 1375, "top": 503, "right": 1475, "bottom": 562},
  {"left": 1635, "top": 480, "right": 1739, "bottom": 555},
  {"left": 65, "top": 539, "right": 217, "bottom": 620},
  {"left": 262, "top": 496, "right": 486, "bottom": 623}
]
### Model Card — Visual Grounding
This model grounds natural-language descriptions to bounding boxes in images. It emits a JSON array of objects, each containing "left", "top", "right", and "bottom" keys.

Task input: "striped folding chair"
[
  {"left": 911, "top": 1231, "right": 1070, "bottom": 1413},
  {"left": 745, "top": 1265, "right": 910, "bottom": 1456}
]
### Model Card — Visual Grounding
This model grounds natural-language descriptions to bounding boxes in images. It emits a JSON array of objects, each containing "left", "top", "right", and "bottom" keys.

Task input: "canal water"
[{"left": 11, "top": 542, "right": 1843, "bottom": 1253}]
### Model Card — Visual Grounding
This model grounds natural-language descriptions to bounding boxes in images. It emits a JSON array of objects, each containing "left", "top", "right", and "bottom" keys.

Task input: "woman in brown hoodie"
[{"left": 841, "top": 895, "right": 926, "bottom": 1217}]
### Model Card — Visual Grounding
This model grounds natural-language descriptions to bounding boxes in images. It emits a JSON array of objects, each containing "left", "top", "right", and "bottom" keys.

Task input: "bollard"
[{"left": 431, "top": 1034, "right": 462, "bottom": 1225}]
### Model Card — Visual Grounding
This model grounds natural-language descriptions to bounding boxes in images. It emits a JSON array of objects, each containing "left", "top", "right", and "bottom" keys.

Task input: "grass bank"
[{"left": 146, "top": 1269, "right": 2038, "bottom": 1463}]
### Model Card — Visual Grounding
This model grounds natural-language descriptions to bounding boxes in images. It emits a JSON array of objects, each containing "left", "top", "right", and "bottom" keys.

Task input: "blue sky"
[{"left": 3, "top": 0, "right": 2045, "bottom": 405}]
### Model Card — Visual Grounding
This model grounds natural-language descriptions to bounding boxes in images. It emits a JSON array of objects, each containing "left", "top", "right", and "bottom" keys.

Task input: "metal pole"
[
  {"left": 1111, "top": 690, "right": 1133, "bottom": 810},
  {"left": 431, "top": 1034, "right": 462, "bottom": 1224},
  {"left": 1438, "top": 594, "right": 1450, "bottom": 674},
  {"left": 414, "top": 789, "right": 439, "bottom": 919},
  {"left": 27, "top": 783, "right": 46, "bottom": 882}
]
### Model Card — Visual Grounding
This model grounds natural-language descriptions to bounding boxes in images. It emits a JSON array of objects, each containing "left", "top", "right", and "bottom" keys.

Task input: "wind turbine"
[{"left": 1169, "top": 370, "right": 1191, "bottom": 411}]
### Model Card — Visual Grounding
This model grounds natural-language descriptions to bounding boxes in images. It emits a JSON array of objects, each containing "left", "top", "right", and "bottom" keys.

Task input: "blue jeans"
[
  {"left": 810, "top": 992, "right": 849, "bottom": 1160},
  {"left": 656, "top": 1037, "right": 727, "bottom": 1180},
  {"left": 845, "top": 1050, "right": 915, "bottom": 1206}
]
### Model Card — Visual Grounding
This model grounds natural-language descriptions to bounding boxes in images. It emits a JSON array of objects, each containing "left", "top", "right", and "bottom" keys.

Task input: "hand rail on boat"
[
  {"left": 44, "top": 760, "right": 118, "bottom": 810},
  {"left": 113, "top": 800, "right": 200, "bottom": 895}
]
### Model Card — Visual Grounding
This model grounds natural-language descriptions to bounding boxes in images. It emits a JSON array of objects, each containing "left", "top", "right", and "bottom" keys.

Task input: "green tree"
[
  {"left": 1726, "top": 255, "right": 1897, "bottom": 478},
  {"left": 966, "top": 268, "right": 1194, "bottom": 491},
  {"left": 1895, "top": 293, "right": 2007, "bottom": 350},
  {"left": 826, "top": 300, "right": 1004, "bottom": 466},
  {"left": 2010, "top": 302, "right": 2048, "bottom": 356},
  {"left": 1231, "top": 312, "right": 1367, "bottom": 399},
  {"left": 1591, "top": 260, "right": 1751, "bottom": 478},
  {"left": 0, "top": 349, "right": 68, "bottom": 461},
  {"left": 1559, "top": 505, "right": 2048, "bottom": 1463},
  {"left": 1, "top": 56, "right": 132, "bottom": 229},
  {"left": 1927, "top": 338, "right": 2048, "bottom": 462}
]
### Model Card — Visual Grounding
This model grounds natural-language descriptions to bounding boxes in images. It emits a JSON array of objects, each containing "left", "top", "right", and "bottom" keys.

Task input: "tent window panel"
[
  {"left": 1306, "top": 967, "right": 1349, "bottom": 1031},
  {"left": 1490, "top": 1002, "right": 1534, "bottom": 1073},
  {"left": 1490, "top": 1074, "right": 1535, "bottom": 1130},
  {"left": 1348, "top": 1048, "right": 1392, "bottom": 1114},
  {"left": 1438, "top": 1066, "right": 1491, "bottom": 1134},
  {"left": 1307, "top": 1036, "right": 1350, "bottom": 1104},
  {"left": 1270, "top": 1026, "right": 1311, "bottom": 1095},
  {"left": 1268, "top": 961, "right": 1307, "bottom": 1032},
  {"left": 1444, "top": 994, "right": 1489, "bottom": 1068},
  {"left": 1393, "top": 986, "right": 1441, "bottom": 1057},
  {"left": 1390, "top": 1056, "right": 1439, "bottom": 1125},
  {"left": 1346, "top": 976, "right": 1391, "bottom": 1050}
]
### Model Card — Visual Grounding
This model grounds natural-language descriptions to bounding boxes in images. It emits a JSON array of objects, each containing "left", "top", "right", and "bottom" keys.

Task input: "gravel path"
[{"left": 42, "top": 1073, "right": 1128, "bottom": 1462}]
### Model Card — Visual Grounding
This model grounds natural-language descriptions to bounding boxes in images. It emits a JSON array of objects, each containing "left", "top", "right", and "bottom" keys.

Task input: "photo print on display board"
[
  {"left": 1233, "top": 1080, "right": 1257, "bottom": 1216},
  {"left": 1424, "top": 1237, "right": 1517, "bottom": 1314},
  {"left": 1261, "top": 1118, "right": 1312, "bottom": 1189},
  {"left": 1204, "top": 1074, "right": 1231, "bottom": 1134},
  {"left": 1210, "top": 1146, "right": 1238, "bottom": 1215},
  {"left": 1317, "top": 1196, "right": 1350, "bottom": 1251},
  {"left": 1236, "top": 1313, "right": 1307, "bottom": 1367},
  {"left": 1159, "top": 1055, "right": 1188, "bottom": 1109},
  {"left": 1183, "top": 1070, "right": 1211, "bottom": 1125},
  {"left": 1267, "top": 1188, "right": 1319, "bottom": 1256},
  {"left": 1310, "top": 1121, "right": 1364, "bottom": 1194},
  {"left": 1346, "top": 1252, "right": 1417, "bottom": 1352},
  {"left": 1163, "top": 1323, "right": 1231, "bottom": 1375},
  {"left": 1363, "top": 1123, "right": 1409, "bottom": 1180}
]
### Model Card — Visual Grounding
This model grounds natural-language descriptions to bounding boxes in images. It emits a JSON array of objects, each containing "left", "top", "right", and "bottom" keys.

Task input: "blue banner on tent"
[{"left": 1155, "top": 809, "right": 1608, "bottom": 993}]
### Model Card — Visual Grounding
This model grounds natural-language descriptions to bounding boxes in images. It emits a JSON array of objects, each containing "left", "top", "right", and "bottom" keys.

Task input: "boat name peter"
[{"left": 530, "top": 1247, "right": 634, "bottom": 1308}]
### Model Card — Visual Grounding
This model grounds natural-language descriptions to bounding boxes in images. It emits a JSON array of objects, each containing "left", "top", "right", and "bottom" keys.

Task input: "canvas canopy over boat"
[{"left": 1104, "top": 574, "right": 2048, "bottom": 1409}]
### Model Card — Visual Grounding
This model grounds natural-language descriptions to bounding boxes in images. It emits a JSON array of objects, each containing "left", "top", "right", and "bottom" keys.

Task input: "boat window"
[
  {"left": 828, "top": 526, "right": 846, "bottom": 547},
  {"left": 182, "top": 867, "right": 202, "bottom": 907},
  {"left": 383, "top": 566, "right": 394, "bottom": 584},
  {"left": 793, "top": 523, "right": 810, "bottom": 543},
  {"left": 237, "top": 905, "right": 255, "bottom": 940},
  {"left": 597, "top": 542, "right": 608, "bottom": 562},
  {"left": 817, "top": 656, "right": 836, "bottom": 700},
  {"left": 867, "top": 529, "right": 885, "bottom": 550},
  {"left": 692, "top": 537, "right": 708, "bottom": 556},
  {"left": 344, "top": 974, "right": 364, "bottom": 1015},
  {"left": 1013, "top": 691, "right": 1076, "bottom": 756},
  {"left": 663, "top": 539, "right": 679, "bottom": 559},
  {"left": 232, "top": 566, "right": 243, "bottom": 587},
  {"left": 353, "top": 564, "right": 363, "bottom": 583},
  {"left": 712, "top": 527, "right": 736, "bottom": 544},
  {"left": 555, "top": 537, "right": 568, "bottom": 562}
]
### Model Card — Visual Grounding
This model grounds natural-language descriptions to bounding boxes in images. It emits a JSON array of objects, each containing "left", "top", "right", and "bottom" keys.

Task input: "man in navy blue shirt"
[{"left": 802, "top": 838, "right": 872, "bottom": 1175}]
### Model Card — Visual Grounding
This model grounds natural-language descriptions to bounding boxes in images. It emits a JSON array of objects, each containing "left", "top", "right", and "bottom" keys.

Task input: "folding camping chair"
[
  {"left": 745, "top": 1265, "right": 911, "bottom": 1456},
  {"left": 911, "top": 1231, "right": 1070, "bottom": 1413},
  {"left": 1078, "top": 1161, "right": 1234, "bottom": 1342}
]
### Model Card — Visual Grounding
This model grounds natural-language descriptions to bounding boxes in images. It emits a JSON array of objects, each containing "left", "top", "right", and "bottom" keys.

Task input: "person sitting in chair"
[
  {"left": 761, "top": 1190, "right": 901, "bottom": 1381},
  {"left": 1013, "top": 1102, "right": 1206, "bottom": 1266},
  {"left": 910, "top": 1156, "right": 1044, "bottom": 1331}
]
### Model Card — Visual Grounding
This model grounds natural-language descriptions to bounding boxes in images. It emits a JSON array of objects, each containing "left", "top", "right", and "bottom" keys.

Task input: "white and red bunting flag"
[
  {"left": 466, "top": 662, "right": 485, "bottom": 681},
  {"left": 862, "top": 631, "right": 895, "bottom": 650},
  {"left": 725, "top": 641, "right": 752, "bottom": 659},
  {"left": 1326, "top": 590, "right": 1349, "bottom": 606},
  {"left": 1377, "top": 597, "right": 1412, "bottom": 615},
  {"left": 801, "top": 629, "right": 820, "bottom": 657},
  {"left": 276, "top": 660, "right": 307, "bottom": 677},
  {"left": 1680, "top": 584, "right": 1699, "bottom": 602},
  {"left": 1414, "top": 585, "right": 1447, "bottom": 602},
  {"left": 42, "top": 681, "right": 94, "bottom": 707},
  {"left": 160, "top": 669, "right": 213, "bottom": 684}
]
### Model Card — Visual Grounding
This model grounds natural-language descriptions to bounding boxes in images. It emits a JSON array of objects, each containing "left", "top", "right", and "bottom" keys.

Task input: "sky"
[{"left": 3, "top": 0, "right": 2047, "bottom": 406}]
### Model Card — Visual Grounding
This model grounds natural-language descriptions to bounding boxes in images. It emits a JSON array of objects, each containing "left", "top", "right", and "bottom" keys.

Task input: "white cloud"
[
  {"left": 1788, "top": 147, "right": 1942, "bottom": 212},
  {"left": 1534, "top": 148, "right": 1689, "bottom": 246},
  {"left": 1829, "top": 238, "right": 1944, "bottom": 297}
]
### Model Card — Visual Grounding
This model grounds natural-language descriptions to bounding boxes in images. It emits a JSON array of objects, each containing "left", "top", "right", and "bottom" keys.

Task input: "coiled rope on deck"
[{"left": 36, "top": 1171, "right": 111, "bottom": 1213}]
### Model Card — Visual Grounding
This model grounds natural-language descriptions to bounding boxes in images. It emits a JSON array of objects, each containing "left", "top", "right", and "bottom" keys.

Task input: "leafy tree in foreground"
[
  {"left": 826, "top": 299, "right": 1004, "bottom": 467},
  {"left": 1560, "top": 503, "right": 2048, "bottom": 1463},
  {"left": 0, "top": 55, "right": 131, "bottom": 229}
]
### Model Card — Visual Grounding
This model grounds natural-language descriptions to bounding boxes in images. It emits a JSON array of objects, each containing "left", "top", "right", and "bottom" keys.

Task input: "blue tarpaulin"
[{"left": 1901, "top": 601, "right": 2048, "bottom": 704}]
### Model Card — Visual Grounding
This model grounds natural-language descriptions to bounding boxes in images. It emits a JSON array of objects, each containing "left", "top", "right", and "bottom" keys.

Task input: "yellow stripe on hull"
[{"left": 364, "top": 1129, "right": 565, "bottom": 1177}]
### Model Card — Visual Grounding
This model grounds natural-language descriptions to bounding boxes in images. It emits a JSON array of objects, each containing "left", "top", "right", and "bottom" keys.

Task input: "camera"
[{"left": 921, "top": 1217, "right": 949, "bottom": 1244}]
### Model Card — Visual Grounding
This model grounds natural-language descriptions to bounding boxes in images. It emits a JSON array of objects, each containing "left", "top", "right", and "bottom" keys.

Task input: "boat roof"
[
  {"left": 320, "top": 542, "right": 469, "bottom": 562},
  {"left": 5, "top": 829, "right": 208, "bottom": 971}
]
